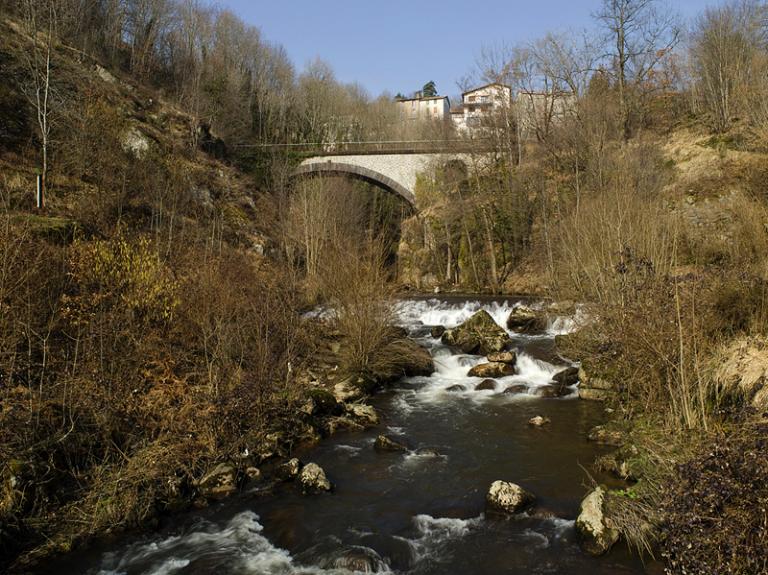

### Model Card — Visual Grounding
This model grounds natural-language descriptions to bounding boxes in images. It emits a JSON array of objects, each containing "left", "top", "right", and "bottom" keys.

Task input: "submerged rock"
[
  {"left": 414, "top": 448, "right": 442, "bottom": 457},
  {"left": 553, "top": 366, "right": 580, "bottom": 387},
  {"left": 475, "top": 379, "right": 498, "bottom": 391},
  {"left": 441, "top": 310, "right": 512, "bottom": 356},
  {"left": 507, "top": 305, "right": 545, "bottom": 333},
  {"left": 576, "top": 487, "right": 619, "bottom": 556},
  {"left": 528, "top": 416, "right": 551, "bottom": 427},
  {"left": 446, "top": 384, "right": 467, "bottom": 392},
  {"left": 468, "top": 362, "right": 516, "bottom": 378},
  {"left": 298, "top": 462, "right": 332, "bottom": 494},
  {"left": 196, "top": 463, "right": 237, "bottom": 499},
  {"left": 275, "top": 458, "right": 301, "bottom": 481},
  {"left": 374, "top": 435, "right": 408, "bottom": 452},
  {"left": 327, "top": 546, "right": 387, "bottom": 572},
  {"left": 503, "top": 384, "right": 528, "bottom": 395},
  {"left": 486, "top": 480, "right": 536, "bottom": 514},
  {"left": 533, "top": 385, "right": 571, "bottom": 398}
]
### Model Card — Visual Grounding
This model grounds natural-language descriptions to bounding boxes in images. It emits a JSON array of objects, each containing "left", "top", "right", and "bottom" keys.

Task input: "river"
[{"left": 45, "top": 297, "right": 656, "bottom": 574}]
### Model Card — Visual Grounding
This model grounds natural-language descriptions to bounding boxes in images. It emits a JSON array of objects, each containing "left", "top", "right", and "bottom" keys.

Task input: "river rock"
[
  {"left": 196, "top": 463, "right": 237, "bottom": 499},
  {"left": 487, "top": 351, "right": 517, "bottom": 365},
  {"left": 275, "top": 458, "right": 302, "bottom": 481},
  {"left": 329, "top": 547, "right": 387, "bottom": 572},
  {"left": 305, "top": 388, "right": 344, "bottom": 416},
  {"left": 486, "top": 480, "right": 536, "bottom": 514},
  {"left": 596, "top": 445, "right": 641, "bottom": 481},
  {"left": 533, "top": 385, "right": 572, "bottom": 398},
  {"left": 503, "top": 384, "right": 528, "bottom": 395},
  {"left": 325, "top": 416, "right": 365, "bottom": 436},
  {"left": 528, "top": 416, "right": 551, "bottom": 427},
  {"left": 446, "top": 384, "right": 467, "bottom": 392},
  {"left": 468, "top": 362, "right": 516, "bottom": 378},
  {"left": 577, "top": 367, "right": 617, "bottom": 402},
  {"left": 374, "top": 435, "right": 408, "bottom": 452},
  {"left": 587, "top": 425, "right": 625, "bottom": 446},
  {"left": 415, "top": 448, "right": 442, "bottom": 457},
  {"left": 475, "top": 379, "right": 498, "bottom": 391},
  {"left": 553, "top": 366, "right": 580, "bottom": 387},
  {"left": 576, "top": 487, "right": 619, "bottom": 556},
  {"left": 298, "top": 462, "right": 332, "bottom": 494},
  {"left": 401, "top": 340, "right": 436, "bottom": 377},
  {"left": 346, "top": 403, "right": 379, "bottom": 426},
  {"left": 245, "top": 466, "right": 262, "bottom": 480},
  {"left": 430, "top": 326, "right": 446, "bottom": 338},
  {"left": 441, "top": 310, "right": 512, "bottom": 356},
  {"left": 333, "top": 377, "right": 368, "bottom": 403},
  {"left": 507, "top": 305, "right": 545, "bottom": 333}
]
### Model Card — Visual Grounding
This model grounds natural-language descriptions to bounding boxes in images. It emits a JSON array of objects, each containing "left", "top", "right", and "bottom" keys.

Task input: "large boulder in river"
[
  {"left": 441, "top": 310, "right": 512, "bottom": 356},
  {"left": 468, "top": 362, "right": 516, "bottom": 378},
  {"left": 486, "top": 480, "right": 536, "bottom": 514},
  {"left": 506, "top": 305, "right": 546, "bottom": 333},
  {"left": 401, "top": 340, "right": 436, "bottom": 377},
  {"left": 576, "top": 487, "right": 619, "bottom": 556},
  {"left": 298, "top": 462, "right": 332, "bottom": 494}
]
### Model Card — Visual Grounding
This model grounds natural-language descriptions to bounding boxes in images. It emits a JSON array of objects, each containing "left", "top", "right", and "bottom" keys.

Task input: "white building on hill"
[
  {"left": 452, "top": 83, "right": 513, "bottom": 132},
  {"left": 397, "top": 94, "right": 451, "bottom": 122}
]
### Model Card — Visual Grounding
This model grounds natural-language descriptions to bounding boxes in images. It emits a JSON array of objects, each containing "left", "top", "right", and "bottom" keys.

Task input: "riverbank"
[{"left": 34, "top": 297, "right": 658, "bottom": 575}]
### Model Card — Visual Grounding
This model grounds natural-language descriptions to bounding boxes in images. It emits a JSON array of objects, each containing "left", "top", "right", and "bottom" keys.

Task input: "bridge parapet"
[{"left": 293, "top": 151, "right": 485, "bottom": 207}]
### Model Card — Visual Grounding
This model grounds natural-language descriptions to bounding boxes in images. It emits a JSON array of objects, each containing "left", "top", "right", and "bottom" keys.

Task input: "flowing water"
[{"left": 46, "top": 297, "right": 657, "bottom": 575}]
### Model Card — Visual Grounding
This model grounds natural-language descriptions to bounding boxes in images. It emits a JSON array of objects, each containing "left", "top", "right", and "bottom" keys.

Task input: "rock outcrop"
[
  {"left": 441, "top": 310, "right": 512, "bottom": 355},
  {"left": 195, "top": 463, "right": 237, "bottom": 499},
  {"left": 576, "top": 487, "right": 619, "bottom": 556},
  {"left": 486, "top": 480, "right": 536, "bottom": 514},
  {"left": 577, "top": 367, "right": 618, "bottom": 401},
  {"left": 713, "top": 338, "right": 768, "bottom": 413}
]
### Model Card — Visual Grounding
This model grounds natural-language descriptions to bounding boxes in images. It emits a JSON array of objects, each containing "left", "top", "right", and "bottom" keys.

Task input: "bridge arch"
[{"left": 293, "top": 160, "right": 415, "bottom": 206}]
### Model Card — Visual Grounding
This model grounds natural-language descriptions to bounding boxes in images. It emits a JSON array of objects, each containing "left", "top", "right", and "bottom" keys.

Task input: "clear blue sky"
[{"left": 221, "top": 0, "right": 715, "bottom": 99}]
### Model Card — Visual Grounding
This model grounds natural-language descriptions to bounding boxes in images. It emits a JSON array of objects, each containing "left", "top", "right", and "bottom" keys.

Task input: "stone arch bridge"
[{"left": 292, "top": 145, "right": 490, "bottom": 207}]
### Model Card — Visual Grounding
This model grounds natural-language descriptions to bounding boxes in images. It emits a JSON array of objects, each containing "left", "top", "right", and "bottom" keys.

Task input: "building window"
[{"left": 468, "top": 96, "right": 476, "bottom": 102}]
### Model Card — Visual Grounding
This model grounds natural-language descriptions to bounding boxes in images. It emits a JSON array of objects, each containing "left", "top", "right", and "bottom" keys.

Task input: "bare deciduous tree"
[{"left": 595, "top": 0, "right": 681, "bottom": 139}]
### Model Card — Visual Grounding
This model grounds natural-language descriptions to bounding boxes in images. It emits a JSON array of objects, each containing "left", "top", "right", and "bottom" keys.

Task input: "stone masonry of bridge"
[{"left": 294, "top": 153, "right": 477, "bottom": 206}]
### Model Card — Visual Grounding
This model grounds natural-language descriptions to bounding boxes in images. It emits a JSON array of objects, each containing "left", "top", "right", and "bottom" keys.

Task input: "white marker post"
[{"left": 35, "top": 172, "right": 43, "bottom": 209}]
